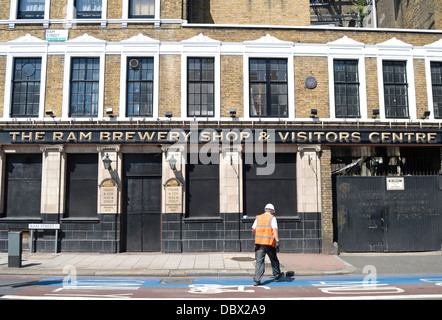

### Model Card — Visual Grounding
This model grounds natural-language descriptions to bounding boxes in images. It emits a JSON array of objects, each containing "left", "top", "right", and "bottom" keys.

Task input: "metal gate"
[{"left": 334, "top": 176, "right": 442, "bottom": 252}]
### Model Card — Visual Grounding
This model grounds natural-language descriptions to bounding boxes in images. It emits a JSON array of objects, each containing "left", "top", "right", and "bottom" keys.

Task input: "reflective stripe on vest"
[{"left": 254, "top": 213, "right": 275, "bottom": 247}]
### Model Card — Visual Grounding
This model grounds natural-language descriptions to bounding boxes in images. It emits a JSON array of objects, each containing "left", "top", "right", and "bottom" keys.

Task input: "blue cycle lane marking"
[{"left": 33, "top": 274, "right": 442, "bottom": 288}]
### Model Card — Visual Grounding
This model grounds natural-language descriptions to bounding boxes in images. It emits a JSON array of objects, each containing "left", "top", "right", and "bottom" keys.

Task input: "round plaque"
[{"left": 305, "top": 76, "right": 318, "bottom": 89}]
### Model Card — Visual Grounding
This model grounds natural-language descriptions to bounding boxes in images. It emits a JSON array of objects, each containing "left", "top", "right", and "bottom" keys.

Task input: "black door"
[
  {"left": 123, "top": 154, "right": 162, "bottom": 252},
  {"left": 244, "top": 153, "right": 297, "bottom": 217}
]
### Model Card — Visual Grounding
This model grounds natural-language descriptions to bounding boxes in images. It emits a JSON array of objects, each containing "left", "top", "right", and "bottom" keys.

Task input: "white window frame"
[
  {"left": 243, "top": 35, "right": 295, "bottom": 121},
  {"left": 425, "top": 57, "right": 442, "bottom": 121},
  {"left": 9, "top": 0, "right": 50, "bottom": 28},
  {"left": 66, "top": 0, "right": 107, "bottom": 28},
  {"left": 180, "top": 34, "right": 221, "bottom": 121},
  {"left": 181, "top": 53, "right": 221, "bottom": 120},
  {"left": 375, "top": 38, "right": 417, "bottom": 121},
  {"left": 121, "top": 0, "right": 161, "bottom": 27},
  {"left": 118, "top": 33, "right": 160, "bottom": 121},
  {"left": 62, "top": 53, "right": 105, "bottom": 120},
  {"left": 328, "top": 55, "right": 367, "bottom": 121},
  {"left": 377, "top": 56, "right": 416, "bottom": 121},
  {"left": 2, "top": 35, "right": 48, "bottom": 120},
  {"left": 119, "top": 53, "right": 159, "bottom": 120},
  {"left": 243, "top": 54, "right": 294, "bottom": 121}
]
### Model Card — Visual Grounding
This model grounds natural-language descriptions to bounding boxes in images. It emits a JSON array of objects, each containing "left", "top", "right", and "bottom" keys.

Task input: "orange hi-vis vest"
[{"left": 254, "top": 213, "right": 276, "bottom": 247}]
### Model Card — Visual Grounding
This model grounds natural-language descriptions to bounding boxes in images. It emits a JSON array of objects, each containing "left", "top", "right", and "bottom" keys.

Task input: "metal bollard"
[{"left": 8, "top": 231, "right": 22, "bottom": 268}]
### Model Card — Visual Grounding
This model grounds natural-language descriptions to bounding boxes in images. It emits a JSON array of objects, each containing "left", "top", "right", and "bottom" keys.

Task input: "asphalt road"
[{"left": 1, "top": 274, "right": 441, "bottom": 301}]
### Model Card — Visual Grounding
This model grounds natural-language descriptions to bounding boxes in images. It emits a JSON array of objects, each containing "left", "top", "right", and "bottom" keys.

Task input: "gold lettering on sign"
[{"left": 53, "top": 132, "right": 64, "bottom": 142}]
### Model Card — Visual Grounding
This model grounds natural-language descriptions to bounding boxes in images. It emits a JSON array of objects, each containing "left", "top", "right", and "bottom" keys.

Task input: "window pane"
[
  {"left": 127, "top": 57, "right": 154, "bottom": 117},
  {"left": 383, "top": 61, "right": 408, "bottom": 118},
  {"left": 250, "top": 83, "right": 267, "bottom": 117},
  {"left": 187, "top": 58, "right": 215, "bottom": 117},
  {"left": 431, "top": 62, "right": 442, "bottom": 118},
  {"left": 75, "top": 0, "right": 102, "bottom": 18},
  {"left": 129, "top": 0, "right": 155, "bottom": 17},
  {"left": 11, "top": 58, "right": 42, "bottom": 117},
  {"left": 70, "top": 58, "right": 99, "bottom": 117},
  {"left": 249, "top": 58, "right": 288, "bottom": 118},
  {"left": 18, "top": 0, "right": 44, "bottom": 19},
  {"left": 334, "top": 60, "right": 360, "bottom": 118}
]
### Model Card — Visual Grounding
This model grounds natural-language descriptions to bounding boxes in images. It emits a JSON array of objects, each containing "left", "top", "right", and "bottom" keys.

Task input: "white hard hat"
[{"left": 264, "top": 203, "right": 275, "bottom": 212}]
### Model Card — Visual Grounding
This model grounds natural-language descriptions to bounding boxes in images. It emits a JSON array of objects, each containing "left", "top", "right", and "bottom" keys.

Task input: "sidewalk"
[{"left": 0, "top": 252, "right": 356, "bottom": 277}]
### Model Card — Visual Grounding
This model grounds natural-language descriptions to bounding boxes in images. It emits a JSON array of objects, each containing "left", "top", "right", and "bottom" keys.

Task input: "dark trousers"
[{"left": 254, "top": 244, "right": 281, "bottom": 282}]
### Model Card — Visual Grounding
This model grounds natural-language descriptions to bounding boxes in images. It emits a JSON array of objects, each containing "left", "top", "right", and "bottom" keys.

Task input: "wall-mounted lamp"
[
  {"left": 310, "top": 109, "right": 318, "bottom": 118},
  {"left": 165, "top": 111, "right": 173, "bottom": 119},
  {"left": 45, "top": 110, "right": 55, "bottom": 118},
  {"left": 230, "top": 109, "right": 237, "bottom": 118},
  {"left": 168, "top": 154, "right": 177, "bottom": 171},
  {"left": 421, "top": 110, "right": 431, "bottom": 119},
  {"left": 372, "top": 109, "right": 380, "bottom": 119},
  {"left": 102, "top": 153, "right": 112, "bottom": 171}
]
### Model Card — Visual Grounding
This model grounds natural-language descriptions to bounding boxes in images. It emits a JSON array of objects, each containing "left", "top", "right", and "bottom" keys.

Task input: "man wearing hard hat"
[{"left": 252, "top": 203, "right": 283, "bottom": 286}]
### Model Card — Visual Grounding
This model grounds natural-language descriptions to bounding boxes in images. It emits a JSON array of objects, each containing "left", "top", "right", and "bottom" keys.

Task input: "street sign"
[{"left": 28, "top": 224, "right": 60, "bottom": 230}]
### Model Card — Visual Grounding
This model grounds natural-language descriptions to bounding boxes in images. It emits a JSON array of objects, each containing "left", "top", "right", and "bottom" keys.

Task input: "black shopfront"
[{"left": 0, "top": 127, "right": 441, "bottom": 253}]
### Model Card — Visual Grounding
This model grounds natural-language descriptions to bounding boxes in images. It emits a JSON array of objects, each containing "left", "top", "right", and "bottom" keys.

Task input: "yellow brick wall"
[
  {"left": 107, "top": 0, "right": 123, "bottom": 20},
  {"left": 190, "top": 0, "right": 310, "bottom": 26},
  {"left": 365, "top": 57, "right": 379, "bottom": 118},
  {"left": 50, "top": 0, "right": 67, "bottom": 20},
  {"left": 377, "top": 0, "right": 440, "bottom": 30},
  {"left": 104, "top": 55, "right": 121, "bottom": 117},
  {"left": 294, "top": 56, "right": 329, "bottom": 118},
  {"left": 414, "top": 59, "right": 429, "bottom": 119},
  {"left": 221, "top": 55, "right": 243, "bottom": 118},
  {"left": 0, "top": 0, "right": 9, "bottom": 20},
  {"left": 44, "top": 55, "right": 65, "bottom": 118},
  {"left": 159, "top": 54, "right": 181, "bottom": 118},
  {"left": 161, "top": 0, "right": 184, "bottom": 20}
]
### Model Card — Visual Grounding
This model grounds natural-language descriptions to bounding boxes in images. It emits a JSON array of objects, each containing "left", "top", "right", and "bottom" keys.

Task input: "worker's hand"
[{"left": 275, "top": 241, "right": 280, "bottom": 252}]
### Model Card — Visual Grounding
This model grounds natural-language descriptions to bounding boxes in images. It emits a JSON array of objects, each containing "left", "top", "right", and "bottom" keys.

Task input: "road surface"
[{"left": 1, "top": 274, "right": 441, "bottom": 301}]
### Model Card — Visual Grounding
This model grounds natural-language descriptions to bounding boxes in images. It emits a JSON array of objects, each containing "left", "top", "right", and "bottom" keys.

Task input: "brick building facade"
[{"left": 0, "top": 0, "right": 441, "bottom": 254}]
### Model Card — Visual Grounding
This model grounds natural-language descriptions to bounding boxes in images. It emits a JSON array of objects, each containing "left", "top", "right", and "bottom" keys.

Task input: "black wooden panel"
[
  {"left": 4, "top": 154, "right": 42, "bottom": 218},
  {"left": 244, "top": 153, "right": 296, "bottom": 217},
  {"left": 65, "top": 154, "right": 98, "bottom": 218},
  {"left": 186, "top": 154, "right": 219, "bottom": 218}
]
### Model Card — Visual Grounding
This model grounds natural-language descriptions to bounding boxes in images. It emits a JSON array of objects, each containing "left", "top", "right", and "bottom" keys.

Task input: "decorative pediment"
[
  {"left": 67, "top": 33, "right": 105, "bottom": 43},
  {"left": 244, "top": 34, "right": 294, "bottom": 46},
  {"left": 424, "top": 39, "right": 442, "bottom": 49},
  {"left": 181, "top": 33, "right": 220, "bottom": 44},
  {"left": 8, "top": 34, "right": 47, "bottom": 43},
  {"left": 122, "top": 33, "right": 160, "bottom": 44},
  {"left": 377, "top": 37, "right": 412, "bottom": 48},
  {"left": 327, "top": 36, "right": 364, "bottom": 47}
]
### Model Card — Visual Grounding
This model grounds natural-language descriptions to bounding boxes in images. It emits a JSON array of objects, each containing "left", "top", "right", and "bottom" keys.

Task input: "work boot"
[{"left": 275, "top": 272, "right": 284, "bottom": 282}]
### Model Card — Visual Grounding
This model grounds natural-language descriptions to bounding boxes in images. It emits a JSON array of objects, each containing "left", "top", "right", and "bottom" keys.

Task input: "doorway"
[{"left": 123, "top": 153, "right": 162, "bottom": 252}]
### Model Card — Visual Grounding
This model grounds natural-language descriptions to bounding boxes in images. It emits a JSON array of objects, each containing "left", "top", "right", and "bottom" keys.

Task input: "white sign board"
[
  {"left": 386, "top": 177, "right": 405, "bottom": 191},
  {"left": 45, "top": 30, "right": 69, "bottom": 41},
  {"left": 29, "top": 223, "right": 60, "bottom": 230}
]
